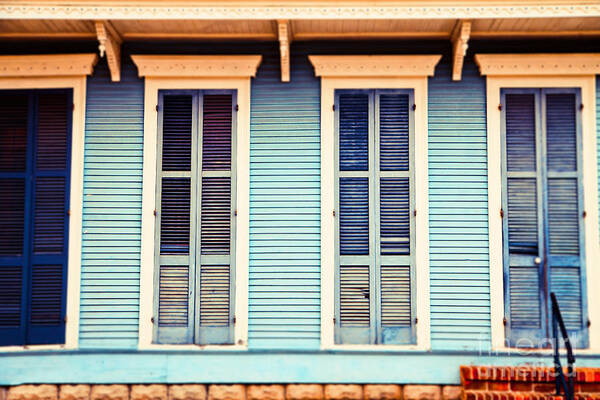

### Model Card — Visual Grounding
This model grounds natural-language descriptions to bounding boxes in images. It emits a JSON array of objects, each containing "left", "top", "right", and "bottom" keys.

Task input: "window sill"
[{"left": 138, "top": 343, "right": 248, "bottom": 351}]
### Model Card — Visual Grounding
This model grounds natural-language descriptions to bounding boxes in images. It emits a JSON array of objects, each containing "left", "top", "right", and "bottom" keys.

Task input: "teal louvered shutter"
[
  {"left": 501, "top": 89, "right": 587, "bottom": 348},
  {"left": 544, "top": 91, "right": 588, "bottom": 348},
  {"left": 155, "top": 91, "right": 235, "bottom": 345},
  {"left": 197, "top": 93, "right": 235, "bottom": 345},
  {"left": 155, "top": 93, "right": 196, "bottom": 344},
  {"left": 0, "top": 92, "right": 30, "bottom": 345},
  {"left": 335, "top": 90, "right": 415, "bottom": 345}
]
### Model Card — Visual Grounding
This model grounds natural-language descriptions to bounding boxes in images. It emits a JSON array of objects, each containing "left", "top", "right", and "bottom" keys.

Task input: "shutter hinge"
[
  {"left": 412, "top": 104, "right": 416, "bottom": 111},
  {"left": 580, "top": 104, "right": 584, "bottom": 111},
  {"left": 333, "top": 317, "right": 336, "bottom": 324},
  {"left": 415, "top": 317, "right": 418, "bottom": 324},
  {"left": 72, "top": 103, "right": 75, "bottom": 111},
  {"left": 498, "top": 104, "right": 502, "bottom": 111},
  {"left": 333, "top": 209, "right": 336, "bottom": 217},
  {"left": 153, "top": 209, "right": 157, "bottom": 217},
  {"left": 234, "top": 209, "right": 238, "bottom": 216},
  {"left": 503, "top": 317, "right": 507, "bottom": 326},
  {"left": 155, "top": 105, "right": 159, "bottom": 112},
  {"left": 413, "top": 209, "right": 417, "bottom": 217},
  {"left": 235, "top": 104, "right": 239, "bottom": 112},
  {"left": 587, "top": 319, "right": 591, "bottom": 328},
  {"left": 233, "top": 316, "right": 237, "bottom": 324},
  {"left": 67, "top": 209, "right": 71, "bottom": 216},
  {"left": 583, "top": 210, "right": 587, "bottom": 218},
  {"left": 332, "top": 104, "right": 335, "bottom": 111},
  {"left": 500, "top": 208, "right": 504, "bottom": 218},
  {"left": 64, "top": 315, "right": 68, "bottom": 323},
  {"left": 151, "top": 317, "right": 155, "bottom": 324}
]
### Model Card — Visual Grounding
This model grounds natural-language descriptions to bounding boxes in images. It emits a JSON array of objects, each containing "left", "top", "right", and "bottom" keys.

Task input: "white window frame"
[
  {"left": 475, "top": 53, "right": 600, "bottom": 352},
  {"left": 134, "top": 55, "right": 261, "bottom": 350},
  {"left": 0, "top": 53, "right": 98, "bottom": 350},
  {"left": 309, "top": 55, "right": 441, "bottom": 350}
]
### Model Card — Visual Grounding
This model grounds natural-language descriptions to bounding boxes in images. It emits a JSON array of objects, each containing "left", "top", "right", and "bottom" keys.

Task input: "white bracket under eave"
[
  {"left": 95, "top": 20, "right": 122, "bottom": 82},
  {"left": 278, "top": 20, "right": 292, "bottom": 82},
  {"left": 451, "top": 19, "right": 471, "bottom": 81}
]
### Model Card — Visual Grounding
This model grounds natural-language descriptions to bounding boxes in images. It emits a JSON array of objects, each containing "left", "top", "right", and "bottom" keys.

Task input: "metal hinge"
[
  {"left": 333, "top": 209, "right": 336, "bottom": 217},
  {"left": 583, "top": 210, "right": 587, "bottom": 218},
  {"left": 151, "top": 317, "right": 155, "bottom": 324},
  {"left": 67, "top": 209, "right": 71, "bottom": 216},
  {"left": 64, "top": 315, "right": 68, "bottom": 323},
  {"left": 415, "top": 317, "right": 418, "bottom": 324},
  {"left": 333, "top": 104, "right": 335, "bottom": 111},
  {"left": 233, "top": 316, "right": 237, "bottom": 324},
  {"left": 153, "top": 209, "right": 157, "bottom": 217},
  {"left": 72, "top": 103, "right": 75, "bottom": 111},
  {"left": 500, "top": 208, "right": 504, "bottom": 218},
  {"left": 156, "top": 105, "right": 159, "bottom": 112},
  {"left": 333, "top": 317, "right": 336, "bottom": 324},
  {"left": 234, "top": 209, "right": 238, "bottom": 216},
  {"left": 587, "top": 319, "right": 591, "bottom": 328},
  {"left": 412, "top": 104, "right": 416, "bottom": 111},
  {"left": 235, "top": 104, "right": 239, "bottom": 111},
  {"left": 503, "top": 317, "right": 507, "bottom": 326},
  {"left": 498, "top": 104, "right": 502, "bottom": 111},
  {"left": 580, "top": 104, "right": 584, "bottom": 111},
  {"left": 413, "top": 209, "right": 417, "bottom": 217}
]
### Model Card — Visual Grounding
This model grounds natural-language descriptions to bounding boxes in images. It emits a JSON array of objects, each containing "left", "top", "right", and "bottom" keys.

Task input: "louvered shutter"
[
  {"left": 197, "top": 93, "right": 235, "bottom": 344},
  {"left": 336, "top": 92, "right": 373, "bottom": 344},
  {"left": 155, "top": 93, "right": 195, "bottom": 344},
  {"left": 502, "top": 92, "right": 546, "bottom": 347},
  {"left": 377, "top": 93, "right": 415, "bottom": 345},
  {"left": 0, "top": 92, "right": 29, "bottom": 345},
  {"left": 545, "top": 91, "right": 588, "bottom": 348}
]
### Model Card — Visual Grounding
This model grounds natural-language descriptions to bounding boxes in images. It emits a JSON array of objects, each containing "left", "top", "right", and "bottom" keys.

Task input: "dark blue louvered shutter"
[
  {"left": 197, "top": 93, "right": 235, "bottom": 345},
  {"left": 377, "top": 92, "right": 415, "bottom": 345},
  {"left": 155, "top": 94, "right": 195, "bottom": 344},
  {"left": 27, "top": 92, "right": 71, "bottom": 344},
  {"left": 545, "top": 91, "right": 588, "bottom": 348},
  {"left": 502, "top": 92, "right": 547, "bottom": 347},
  {"left": 0, "top": 93, "right": 29, "bottom": 345},
  {"left": 335, "top": 92, "right": 373, "bottom": 344}
]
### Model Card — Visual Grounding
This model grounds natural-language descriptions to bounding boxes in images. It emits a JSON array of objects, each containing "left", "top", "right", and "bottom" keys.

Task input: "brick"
[
  {"left": 324, "top": 385, "right": 362, "bottom": 400},
  {"left": 168, "top": 386, "right": 206, "bottom": 400},
  {"left": 91, "top": 385, "right": 129, "bottom": 400},
  {"left": 247, "top": 386, "right": 284, "bottom": 400},
  {"left": 461, "top": 367, "right": 475, "bottom": 383},
  {"left": 441, "top": 387, "right": 461, "bottom": 400},
  {"left": 2, "top": 388, "right": 7, "bottom": 400},
  {"left": 463, "top": 383, "right": 486, "bottom": 392},
  {"left": 403, "top": 386, "right": 441, "bottom": 400},
  {"left": 208, "top": 386, "right": 245, "bottom": 400},
  {"left": 8, "top": 386, "right": 58, "bottom": 400},
  {"left": 510, "top": 384, "right": 532, "bottom": 392},
  {"left": 532, "top": 384, "right": 555, "bottom": 394},
  {"left": 60, "top": 386, "right": 90, "bottom": 400},
  {"left": 286, "top": 385, "right": 323, "bottom": 400},
  {"left": 363, "top": 385, "right": 401, "bottom": 400},
  {"left": 131, "top": 386, "right": 167, "bottom": 400},
  {"left": 488, "top": 383, "right": 508, "bottom": 392},
  {"left": 579, "top": 384, "right": 600, "bottom": 393}
]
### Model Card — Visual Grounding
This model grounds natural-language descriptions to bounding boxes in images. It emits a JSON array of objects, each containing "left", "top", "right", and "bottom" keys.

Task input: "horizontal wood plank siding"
[
  {"left": 428, "top": 57, "right": 491, "bottom": 350},
  {"left": 80, "top": 59, "right": 143, "bottom": 348},
  {"left": 249, "top": 54, "right": 321, "bottom": 349}
]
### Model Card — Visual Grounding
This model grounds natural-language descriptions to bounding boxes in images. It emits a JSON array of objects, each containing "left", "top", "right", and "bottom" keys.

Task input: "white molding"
[
  {"left": 278, "top": 20, "right": 291, "bottom": 83},
  {"left": 0, "top": 76, "right": 88, "bottom": 351},
  {"left": 131, "top": 55, "right": 263, "bottom": 78},
  {"left": 486, "top": 75, "right": 600, "bottom": 352},
  {"left": 317, "top": 72, "right": 434, "bottom": 350},
  {"left": 1, "top": 3, "right": 599, "bottom": 20},
  {"left": 0, "top": 54, "right": 97, "bottom": 77},
  {"left": 451, "top": 20, "right": 471, "bottom": 81},
  {"left": 138, "top": 77, "right": 252, "bottom": 350},
  {"left": 309, "top": 55, "right": 441, "bottom": 78},
  {"left": 474, "top": 53, "right": 600, "bottom": 76},
  {"left": 95, "top": 21, "right": 122, "bottom": 82}
]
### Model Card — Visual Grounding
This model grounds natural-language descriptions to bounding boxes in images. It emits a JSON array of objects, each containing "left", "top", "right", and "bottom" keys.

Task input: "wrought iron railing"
[{"left": 551, "top": 292, "right": 575, "bottom": 400}]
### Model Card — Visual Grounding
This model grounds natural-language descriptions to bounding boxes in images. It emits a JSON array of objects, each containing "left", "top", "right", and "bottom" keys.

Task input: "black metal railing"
[{"left": 551, "top": 292, "right": 576, "bottom": 400}]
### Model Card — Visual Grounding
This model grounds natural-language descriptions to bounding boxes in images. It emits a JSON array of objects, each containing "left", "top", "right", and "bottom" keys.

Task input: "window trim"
[
  {"left": 311, "top": 55, "right": 440, "bottom": 350},
  {"left": 479, "top": 56, "right": 600, "bottom": 352},
  {"left": 0, "top": 71, "right": 92, "bottom": 351},
  {"left": 137, "top": 57, "right": 259, "bottom": 349}
]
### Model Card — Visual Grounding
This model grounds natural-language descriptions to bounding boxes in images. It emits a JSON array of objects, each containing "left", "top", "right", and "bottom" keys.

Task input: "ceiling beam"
[
  {"left": 451, "top": 19, "right": 471, "bottom": 81},
  {"left": 95, "top": 20, "right": 122, "bottom": 82},
  {"left": 277, "top": 19, "right": 292, "bottom": 82}
]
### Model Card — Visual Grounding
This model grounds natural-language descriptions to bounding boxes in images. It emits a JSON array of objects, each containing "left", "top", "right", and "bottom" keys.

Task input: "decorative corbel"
[
  {"left": 95, "top": 20, "right": 122, "bottom": 82},
  {"left": 278, "top": 20, "right": 292, "bottom": 82},
  {"left": 451, "top": 20, "right": 471, "bottom": 81}
]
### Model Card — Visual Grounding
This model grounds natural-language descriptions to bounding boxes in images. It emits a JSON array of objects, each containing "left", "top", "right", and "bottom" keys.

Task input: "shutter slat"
[
  {"left": 33, "top": 177, "right": 66, "bottom": 254},
  {"left": 380, "top": 177, "right": 409, "bottom": 255},
  {"left": 162, "top": 95, "right": 192, "bottom": 171},
  {"left": 339, "top": 265, "right": 370, "bottom": 327},
  {"left": 339, "top": 94, "right": 369, "bottom": 171},
  {"left": 0, "top": 94, "right": 28, "bottom": 172},
  {"left": 158, "top": 265, "right": 189, "bottom": 326},
  {"left": 30, "top": 264, "right": 63, "bottom": 325},
  {"left": 201, "top": 177, "right": 231, "bottom": 255},
  {"left": 160, "top": 178, "right": 191, "bottom": 255},
  {"left": 379, "top": 94, "right": 409, "bottom": 171},
  {"left": 380, "top": 265, "right": 411, "bottom": 326},
  {"left": 548, "top": 178, "right": 579, "bottom": 255},
  {"left": 506, "top": 94, "right": 536, "bottom": 172},
  {"left": 546, "top": 94, "right": 577, "bottom": 172},
  {"left": 199, "top": 264, "right": 230, "bottom": 326},
  {"left": 0, "top": 179, "right": 26, "bottom": 255},
  {"left": 202, "top": 94, "right": 232, "bottom": 171},
  {"left": 339, "top": 177, "right": 369, "bottom": 255},
  {"left": 0, "top": 266, "right": 22, "bottom": 327},
  {"left": 507, "top": 178, "right": 538, "bottom": 255},
  {"left": 509, "top": 265, "right": 541, "bottom": 328},
  {"left": 36, "top": 94, "right": 69, "bottom": 170}
]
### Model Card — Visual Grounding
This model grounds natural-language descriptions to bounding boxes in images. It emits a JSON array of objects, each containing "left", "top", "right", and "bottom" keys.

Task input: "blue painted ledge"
[{"left": 1, "top": 350, "right": 600, "bottom": 385}]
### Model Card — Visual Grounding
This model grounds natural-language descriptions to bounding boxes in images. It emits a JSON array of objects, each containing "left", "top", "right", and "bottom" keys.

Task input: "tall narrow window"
[
  {"left": 501, "top": 88, "right": 588, "bottom": 348},
  {"left": 0, "top": 90, "right": 72, "bottom": 346},
  {"left": 334, "top": 89, "right": 416, "bottom": 345},
  {"left": 154, "top": 90, "right": 236, "bottom": 345}
]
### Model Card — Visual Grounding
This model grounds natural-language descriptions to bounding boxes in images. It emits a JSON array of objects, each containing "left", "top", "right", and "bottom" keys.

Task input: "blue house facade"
[{"left": 1, "top": 1, "right": 600, "bottom": 392}]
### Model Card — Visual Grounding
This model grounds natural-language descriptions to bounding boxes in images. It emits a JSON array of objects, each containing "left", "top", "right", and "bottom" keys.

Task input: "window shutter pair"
[
  {"left": 502, "top": 89, "right": 588, "bottom": 348},
  {"left": 154, "top": 91, "right": 236, "bottom": 345},
  {"left": 335, "top": 90, "right": 416, "bottom": 345},
  {"left": 0, "top": 91, "right": 71, "bottom": 345}
]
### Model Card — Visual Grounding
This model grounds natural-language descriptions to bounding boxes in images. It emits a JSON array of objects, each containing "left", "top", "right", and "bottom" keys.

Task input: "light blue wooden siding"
[
  {"left": 428, "top": 57, "right": 490, "bottom": 350},
  {"left": 80, "top": 59, "right": 144, "bottom": 348},
  {"left": 249, "top": 53, "right": 321, "bottom": 349}
]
